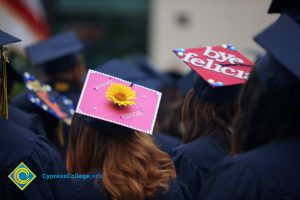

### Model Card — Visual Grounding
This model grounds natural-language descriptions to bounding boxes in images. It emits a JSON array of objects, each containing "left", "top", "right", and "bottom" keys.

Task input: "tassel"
[
  {"left": 0, "top": 47, "right": 9, "bottom": 119},
  {"left": 57, "top": 120, "right": 65, "bottom": 147}
]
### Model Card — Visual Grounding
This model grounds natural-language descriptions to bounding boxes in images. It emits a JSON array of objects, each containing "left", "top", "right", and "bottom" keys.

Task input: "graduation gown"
[
  {"left": 12, "top": 92, "right": 65, "bottom": 152},
  {"left": 73, "top": 177, "right": 192, "bottom": 200},
  {"left": 8, "top": 104, "right": 46, "bottom": 136},
  {"left": 199, "top": 138, "right": 300, "bottom": 200},
  {"left": 152, "top": 132, "right": 181, "bottom": 153},
  {"left": 0, "top": 118, "right": 78, "bottom": 200},
  {"left": 170, "top": 135, "right": 228, "bottom": 199}
]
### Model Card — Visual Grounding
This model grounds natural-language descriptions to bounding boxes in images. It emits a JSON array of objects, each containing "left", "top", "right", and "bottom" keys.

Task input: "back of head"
[
  {"left": 172, "top": 45, "right": 253, "bottom": 147},
  {"left": 182, "top": 84, "right": 237, "bottom": 149},
  {"left": 67, "top": 113, "right": 176, "bottom": 200},
  {"left": 233, "top": 14, "right": 300, "bottom": 153},
  {"left": 233, "top": 69, "right": 300, "bottom": 153}
]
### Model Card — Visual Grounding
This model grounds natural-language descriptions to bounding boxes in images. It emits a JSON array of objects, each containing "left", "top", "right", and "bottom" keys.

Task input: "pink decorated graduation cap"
[
  {"left": 173, "top": 45, "right": 254, "bottom": 102},
  {"left": 76, "top": 70, "right": 162, "bottom": 134},
  {"left": 173, "top": 45, "right": 254, "bottom": 87}
]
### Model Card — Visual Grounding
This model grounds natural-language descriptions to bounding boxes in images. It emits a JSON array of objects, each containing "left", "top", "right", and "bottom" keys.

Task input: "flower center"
[{"left": 114, "top": 92, "right": 127, "bottom": 101}]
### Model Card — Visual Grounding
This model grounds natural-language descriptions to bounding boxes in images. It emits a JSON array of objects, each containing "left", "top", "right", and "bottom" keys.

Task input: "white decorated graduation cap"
[
  {"left": 23, "top": 72, "right": 74, "bottom": 125},
  {"left": 173, "top": 45, "right": 254, "bottom": 102},
  {"left": 268, "top": 0, "right": 300, "bottom": 22},
  {"left": 0, "top": 30, "right": 20, "bottom": 119},
  {"left": 96, "top": 59, "right": 162, "bottom": 90},
  {"left": 26, "top": 31, "right": 83, "bottom": 74},
  {"left": 76, "top": 69, "right": 162, "bottom": 134},
  {"left": 254, "top": 14, "right": 300, "bottom": 88}
]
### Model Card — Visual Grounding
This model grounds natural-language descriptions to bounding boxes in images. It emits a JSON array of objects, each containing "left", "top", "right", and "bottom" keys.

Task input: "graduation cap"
[
  {"left": 23, "top": 72, "right": 75, "bottom": 125},
  {"left": 178, "top": 71, "right": 196, "bottom": 95},
  {"left": 0, "top": 30, "right": 21, "bottom": 119},
  {"left": 173, "top": 45, "right": 254, "bottom": 102},
  {"left": 268, "top": 0, "right": 300, "bottom": 22},
  {"left": 254, "top": 14, "right": 300, "bottom": 90},
  {"left": 26, "top": 31, "right": 83, "bottom": 74},
  {"left": 126, "top": 53, "right": 175, "bottom": 86},
  {"left": 76, "top": 70, "right": 162, "bottom": 134},
  {"left": 96, "top": 59, "right": 162, "bottom": 90}
]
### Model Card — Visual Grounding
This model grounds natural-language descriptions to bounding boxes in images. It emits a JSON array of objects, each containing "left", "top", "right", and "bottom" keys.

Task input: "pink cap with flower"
[{"left": 76, "top": 70, "right": 162, "bottom": 134}]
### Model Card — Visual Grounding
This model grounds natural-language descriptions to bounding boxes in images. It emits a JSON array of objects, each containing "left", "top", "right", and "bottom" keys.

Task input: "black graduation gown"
[
  {"left": 199, "top": 138, "right": 300, "bottom": 200},
  {"left": 73, "top": 177, "right": 192, "bottom": 200},
  {"left": 170, "top": 136, "right": 228, "bottom": 199},
  {"left": 152, "top": 132, "right": 181, "bottom": 153},
  {"left": 0, "top": 118, "right": 78, "bottom": 200},
  {"left": 12, "top": 92, "right": 65, "bottom": 154},
  {"left": 8, "top": 104, "right": 46, "bottom": 136}
]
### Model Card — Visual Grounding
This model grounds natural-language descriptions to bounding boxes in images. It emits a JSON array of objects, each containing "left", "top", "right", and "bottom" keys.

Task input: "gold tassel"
[
  {"left": 0, "top": 47, "right": 9, "bottom": 119},
  {"left": 57, "top": 120, "right": 65, "bottom": 147}
]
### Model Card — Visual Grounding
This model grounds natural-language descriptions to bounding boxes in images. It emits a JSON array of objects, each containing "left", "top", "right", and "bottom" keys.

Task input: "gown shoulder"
[
  {"left": 0, "top": 118, "right": 78, "bottom": 200},
  {"left": 199, "top": 138, "right": 300, "bottom": 200}
]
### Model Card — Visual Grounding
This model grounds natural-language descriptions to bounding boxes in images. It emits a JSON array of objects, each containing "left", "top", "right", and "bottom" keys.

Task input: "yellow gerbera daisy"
[{"left": 105, "top": 83, "right": 136, "bottom": 106}]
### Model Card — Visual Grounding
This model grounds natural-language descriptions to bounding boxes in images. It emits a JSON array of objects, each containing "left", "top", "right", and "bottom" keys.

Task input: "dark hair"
[
  {"left": 67, "top": 113, "right": 176, "bottom": 200},
  {"left": 182, "top": 89, "right": 237, "bottom": 149},
  {"left": 232, "top": 69, "right": 300, "bottom": 153},
  {"left": 156, "top": 85, "right": 184, "bottom": 138}
]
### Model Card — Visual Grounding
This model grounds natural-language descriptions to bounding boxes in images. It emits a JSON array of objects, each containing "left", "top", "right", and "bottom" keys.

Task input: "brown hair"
[
  {"left": 67, "top": 114, "right": 176, "bottom": 200},
  {"left": 155, "top": 85, "right": 184, "bottom": 138},
  {"left": 232, "top": 69, "right": 300, "bottom": 153},
  {"left": 182, "top": 89, "right": 237, "bottom": 149}
]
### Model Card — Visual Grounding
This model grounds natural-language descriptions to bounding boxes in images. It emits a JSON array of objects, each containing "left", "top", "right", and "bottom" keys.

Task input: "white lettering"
[
  {"left": 221, "top": 67, "right": 236, "bottom": 76},
  {"left": 182, "top": 53, "right": 197, "bottom": 62},
  {"left": 218, "top": 52, "right": 235, "bottom": 63},
  {"left": 179, "top": 47, "right": 249, "bottom": 80},
  {"left": 190, "top": 58, "right": 205, "bottom": 67},
  {"left": 229, "top": 57, "right": 244, "bottom": 64},
  {"left": 94, "top": 80, "right": 112, "bottom": 90},
  {"left": 121, "top": 111, "right": 143, "bottom": 119},
  {"left": 203, "top": 46, "right": 219, "bottom": 59},
  {"left": 236, "top": 70, "right": 247, "bottom": 79}
]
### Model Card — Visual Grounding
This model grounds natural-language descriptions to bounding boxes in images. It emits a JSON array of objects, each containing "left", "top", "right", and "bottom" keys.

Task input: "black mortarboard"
[
  {"left": 268, "top": 0, "right": 300, "bottom": 22},
  {"left": 0, "top": 30, "right": 21, "bottom": 46},
  {"left": 96, "top": 59, "right": 162, "bottom": 90},
  {"left": 178, "top": 71, "right": 196, "bottom": 95},
  {"left": 126, "top": 53, "right": 175, "bottom": 86},
  {"left": 26, "top": 31, "right": 83, "bottom": 74},
  {"left": 254, "top": 14, "right": 300, "bottom": 89},
  {"left": 192, "top": 75, "right": 242, "bottom": 102},
  {"left": 0, "top": 30, "right": 20, "bottom": 119},
  {"left": 0, "top": 30, "right": 21, "bottom": 74}
]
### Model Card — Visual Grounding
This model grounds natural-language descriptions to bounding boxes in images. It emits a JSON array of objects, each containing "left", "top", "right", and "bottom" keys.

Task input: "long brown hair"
[
  {"left": 67, "top": 113, "right": 176, "bottom": 200},
  {"left": 182, "top": 89, "right": 237, "bottom": 149},
  {"left": 232, "top": 69, "right": 300, "bottom": 153}
]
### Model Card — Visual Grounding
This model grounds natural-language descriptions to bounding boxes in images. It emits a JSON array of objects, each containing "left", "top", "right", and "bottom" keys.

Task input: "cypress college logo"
[{"left": 8, "top": 162, "right": 36, "bottom": 191}]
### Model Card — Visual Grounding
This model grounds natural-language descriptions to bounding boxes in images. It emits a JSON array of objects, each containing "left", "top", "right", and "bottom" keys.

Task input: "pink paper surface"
[{"left": 76, "top": 70, "right": 161, "bottom": 134}]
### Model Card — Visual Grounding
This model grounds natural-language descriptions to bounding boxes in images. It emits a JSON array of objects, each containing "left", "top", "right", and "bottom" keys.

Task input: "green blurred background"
[{"left": 43, "top": 0, "right": 149, "bottom": 69}]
